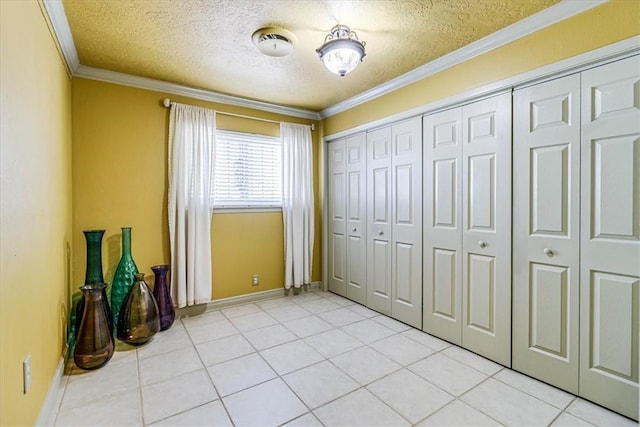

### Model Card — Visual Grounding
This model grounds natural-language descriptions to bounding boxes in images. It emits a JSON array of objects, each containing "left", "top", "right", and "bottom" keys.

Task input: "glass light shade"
[
  {"left": 321, "top": 44, "right": 363, "bottom": 77},
  {"left": 316, "top": 25, "right": 366, "bottom": 77}
]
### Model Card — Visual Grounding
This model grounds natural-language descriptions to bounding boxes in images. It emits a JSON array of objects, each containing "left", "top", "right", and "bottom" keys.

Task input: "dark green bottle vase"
[{"left": 111, "top": 227, "right": 139, "bottom": 333}]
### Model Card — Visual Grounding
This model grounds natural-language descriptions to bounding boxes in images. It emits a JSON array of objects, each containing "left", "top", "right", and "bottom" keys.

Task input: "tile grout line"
[
  {"left": 216, "top": 298, "right": 325, "bottom": 425},
  {"left": 135, "top": 347, "right": 146, "bottom": 426},
  {"left": 181, "top": 316, "right": 235, "bottom": 427},
  {"left": 444, "top": 365, "right": 509, "bottom": 426},
  {"left": 198, "top": 290, "right": 442, "bottom": 424},
  {"left": 138, "top": 318, "right": 222, "bottom": 425},
  {"left": 55, "top": 290, "right": 633, "bottom": 427},
  {"left": 245, "top": 290, "right": 339, "bottom": 426},
  {"left": 249, "top": 291, "right": 373, "bottom": 425}
]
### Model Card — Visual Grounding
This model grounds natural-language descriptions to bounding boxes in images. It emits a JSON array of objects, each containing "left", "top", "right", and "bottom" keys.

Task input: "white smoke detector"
[{"left": 252, "top": 27, "right": 295, "bottom": 57}]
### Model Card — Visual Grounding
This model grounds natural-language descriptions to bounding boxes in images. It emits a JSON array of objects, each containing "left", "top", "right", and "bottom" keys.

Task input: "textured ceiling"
[{"left": 62, "top": 0, "right": 561, "bottom": 112}]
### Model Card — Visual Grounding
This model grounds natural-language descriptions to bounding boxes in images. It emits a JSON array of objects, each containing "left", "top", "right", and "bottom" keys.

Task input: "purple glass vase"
[{"left": 151, "top": 265, "right": 175, "bottom": 331}]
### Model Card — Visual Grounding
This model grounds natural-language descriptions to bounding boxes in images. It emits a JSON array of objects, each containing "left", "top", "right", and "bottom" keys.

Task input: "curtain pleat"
[
  {"left": 168, "top": 103, "right": 215, "bottom": 307},
  {"left": 281, "top": 123, "right": 314, "bottom": 289}
]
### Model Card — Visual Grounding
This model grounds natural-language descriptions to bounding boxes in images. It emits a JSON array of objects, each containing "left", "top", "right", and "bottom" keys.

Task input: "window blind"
[{"left": 213, "top": 129, "right": 282, "bottom": 208}]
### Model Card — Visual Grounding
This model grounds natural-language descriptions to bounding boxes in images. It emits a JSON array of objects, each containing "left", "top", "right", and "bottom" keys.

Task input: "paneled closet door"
[
  {"left": 461, "top": 93, "right": 512, "bottom": 367},
  {"left": 579, "top": 55, "right": 639, "bottom": 420},
  {"left": 423, "top": 108, "right": 463, "bottom": 344},
  {"left": 513, "top": 74, "right": 581, "bottom": 393},
  {"left": 345, "top": 133, "right": 367, "bottom": 305},
  {"left": 328, "top": 139, "right": 347, "bottom": 296},
  {"left": 391, "top": 117, "right": 423, "bottom": 328},
  {"left": 327, "top": 139, "right": 347, "bottom": 296},
  {"left": 367, "top": 126, "right": 393, "bottom": 315}
]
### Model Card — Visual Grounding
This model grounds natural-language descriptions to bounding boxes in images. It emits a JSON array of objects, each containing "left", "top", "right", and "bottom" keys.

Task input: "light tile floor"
[{"left": 54, "top": 290, "right": 636, "bottom": 427}]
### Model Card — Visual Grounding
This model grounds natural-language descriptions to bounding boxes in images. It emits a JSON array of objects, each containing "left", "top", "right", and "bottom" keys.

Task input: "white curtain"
[
  {"left": 281, "top": 123, "right": 314, "bottom": 289},
  {"left": 168, "top": 103, "right": 215, "bottom": 307}
]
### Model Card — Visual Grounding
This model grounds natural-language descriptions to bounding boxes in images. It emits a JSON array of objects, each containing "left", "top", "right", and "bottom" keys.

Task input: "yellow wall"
[
  {"left": 323, "top": 0, "right": 640, "bottom": 135},
  {"left": 1, "top": 1, "right": 637, "bottom": 423},
  {"left": 0, "top": 1, "right": 73, "bottom": 425},
  {"left": 71, "top": 78, "right": 321, "bottom": 301}
]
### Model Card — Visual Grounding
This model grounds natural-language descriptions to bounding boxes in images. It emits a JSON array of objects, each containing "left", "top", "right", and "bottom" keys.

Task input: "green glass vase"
[{"left": 110, "top": 227, "right": 139, "bottom": 333}]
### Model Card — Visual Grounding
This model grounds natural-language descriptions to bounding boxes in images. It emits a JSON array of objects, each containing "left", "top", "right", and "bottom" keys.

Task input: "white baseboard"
[
  {"left": 177, "top": 282, "right": 322, "bottom": 318},
  {"left": 36, "top": 357, "right": 67, "bottom": 426}
]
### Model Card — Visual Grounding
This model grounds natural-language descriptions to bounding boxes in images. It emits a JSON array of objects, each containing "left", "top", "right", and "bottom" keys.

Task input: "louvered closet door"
[
  {"left": 367, "top": 126, "right": 393, "bottom": 315},
  {"left": 423, "top": 108, "right": 463, "bottom": 344},
  {"left": 462, "top": 93, "right": 512, "bottom": 367},
  {"left": 345, "top": 133, "right": 367, "bottom": 305},
  {"left": 579, "top": 55, "right": 639, "bottom": 420},
  {"left": 328, "top": 139, "right": 347, "bottom": 296},
  {"left": 391, "top": 117, "right": 423, "bottom": 328},
  {"left": 513, "top": 74, "right": 581, "bottom": 393}
]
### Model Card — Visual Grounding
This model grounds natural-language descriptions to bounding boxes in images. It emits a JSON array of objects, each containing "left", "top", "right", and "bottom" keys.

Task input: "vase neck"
[
  {"left": 84, "top": 230, "right": 105, "bottom": 284},
  {"left": 151, "top": 265, "right": 169, "bottom": 276},
  {"left": 81, "top": 283, "right": 106, "bottom": 301},
  {"left": 121, "top": 228, "right": 132, "bottom": 255}
]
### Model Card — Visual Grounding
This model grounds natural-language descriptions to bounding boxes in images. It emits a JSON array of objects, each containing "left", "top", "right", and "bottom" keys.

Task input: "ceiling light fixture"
[
  {"left": 316, "top": 24, "right": 366, "bottom": 77},
  {"left": 252, "top": 27, "right": 295, "bottom": 57}
]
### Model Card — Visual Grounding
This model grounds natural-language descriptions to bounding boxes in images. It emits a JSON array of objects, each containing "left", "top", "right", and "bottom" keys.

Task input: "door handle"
[
  {"left": 352, "top": 227, "right": 357, "bottom": 232},
  {"left": 544, "top": 248, "right": 554, "bottom": 257},
  {"left": 378, "top": 230, "right": 384, "bottom": 236},
  {"left": 478, "top": 240, "right": 487, "bottom": 248}
]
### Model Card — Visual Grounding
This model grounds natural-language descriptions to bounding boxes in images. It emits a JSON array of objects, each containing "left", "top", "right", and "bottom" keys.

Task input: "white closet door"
[
  {"left": 580, "top": 55, "right": 639, "bottom": 420},
  {"left": 367, "top": 126, "right": 393, "bottom": 315},
  {"left": 462, "top": 92, "right": 512, "bottom": 366},
  {"left": 423, "top": 108, "right": 463, "bottom": 343},
  {"left": 345, "top": 133, "right": 367, "bottom": 305},
  {"left": 513, "top": 74, "right": 581, "bottom": 393},
  {"left": 391, "top": 117, "right": 423, "bottom": 328},
  {"left": 328, "top": 139, "right": 347, "bottom": 296}
]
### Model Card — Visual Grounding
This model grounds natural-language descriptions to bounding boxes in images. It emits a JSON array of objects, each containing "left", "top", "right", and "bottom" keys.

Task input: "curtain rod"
[{"left": 162, "top": 98, "right": 315, "bottom": 131}]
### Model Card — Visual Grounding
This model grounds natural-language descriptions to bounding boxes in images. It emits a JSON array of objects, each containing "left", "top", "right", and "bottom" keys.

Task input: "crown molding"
[
  {"left": 41, "top": 0, "right": 608, "bottom": 122},
  {"left": 323, "top": 36, "right": 640, "bottom": 142},
  {"left": 75, "top": 65, "right": 321, "bottom": 120},
  {"left": 41, "top": 0, "right": 80, "bottom": 74},
  {"left": 320, "top": 0, "right": 608, "bottom": 118},
  {"left": 40, "top": 1, "right": 320, "bottom": 121}
]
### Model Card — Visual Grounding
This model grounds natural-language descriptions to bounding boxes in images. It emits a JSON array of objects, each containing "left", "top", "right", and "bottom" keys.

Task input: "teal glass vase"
[{"left": 110, "top": 227, "right": 139, "bottom": 333}]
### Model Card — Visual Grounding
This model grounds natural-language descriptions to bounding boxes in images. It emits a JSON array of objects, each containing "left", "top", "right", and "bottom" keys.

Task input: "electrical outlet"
[
  {"left": 252, "top": 274, "right": 259, "bottom": 286},
  {"left": 23, "top": 354, "right": 32, "bottom": 394}
]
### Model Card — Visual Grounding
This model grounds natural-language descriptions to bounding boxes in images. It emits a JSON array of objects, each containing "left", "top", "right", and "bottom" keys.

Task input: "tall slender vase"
[
  {"left": 111, "top": 227, "right": 138, "bottom": 333},
  {"left": 117, "top": 273, "right": 160, "bottom": 346},
  {"left": 70, "top": 230, "right": 113, "bottom": 354},
  {"left": 83, "top": 230, "right": 113, "bottom": 332},
  {"left": 151, "top": 265, "right": 175, "bottom": 331},
  {"left": 74, "top": 283, "right": 114, "bottom": 370}
]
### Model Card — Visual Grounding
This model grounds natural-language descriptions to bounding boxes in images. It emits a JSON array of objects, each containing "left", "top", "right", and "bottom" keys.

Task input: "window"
[{"left": 213, "top": 129, "right": 282, "bottom": 208}]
